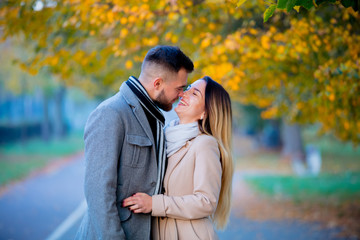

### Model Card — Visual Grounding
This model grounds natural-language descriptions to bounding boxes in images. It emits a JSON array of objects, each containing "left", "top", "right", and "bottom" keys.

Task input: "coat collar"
[{"left": 119, "top": 82, "right": 154, "bottom": 145}]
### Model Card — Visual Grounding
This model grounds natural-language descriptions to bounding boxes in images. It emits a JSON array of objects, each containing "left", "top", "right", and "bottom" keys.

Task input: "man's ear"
[{"left": 153, "top": 77, "right": 163, "bottom": 90}]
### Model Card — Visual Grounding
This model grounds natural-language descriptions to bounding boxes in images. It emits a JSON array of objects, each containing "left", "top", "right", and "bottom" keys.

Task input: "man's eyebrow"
[
  {"left": 178, "top": 84, "right": 187, "bottom": 89},
  {"left": 181, "top": 84, "right": 187, "bottom": 88}
]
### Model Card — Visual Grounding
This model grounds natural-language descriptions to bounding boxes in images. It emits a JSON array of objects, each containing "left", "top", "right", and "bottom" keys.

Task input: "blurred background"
[{"left": 0, "top": 0, "right": 359, "bottom": 239}]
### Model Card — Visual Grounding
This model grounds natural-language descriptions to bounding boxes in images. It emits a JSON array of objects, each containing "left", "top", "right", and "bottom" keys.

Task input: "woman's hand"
[{"left": 122, "top": 192, "right": 152, "bottom": 213}]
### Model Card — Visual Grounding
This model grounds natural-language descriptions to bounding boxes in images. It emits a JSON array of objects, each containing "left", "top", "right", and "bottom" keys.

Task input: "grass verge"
[
  {"left": 237, "top": 131, "right": 360, "bottom": 202},
  {"left": 0, "top": 133, "right": 84, "bottom": 186},
  {"left": 244, "top": 172, "right": 360, "bottom": 202}
]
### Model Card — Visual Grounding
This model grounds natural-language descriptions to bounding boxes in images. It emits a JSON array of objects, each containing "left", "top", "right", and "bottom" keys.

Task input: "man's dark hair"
[{"left": 143, "top": 45, "right": 194, "bottom": 73}]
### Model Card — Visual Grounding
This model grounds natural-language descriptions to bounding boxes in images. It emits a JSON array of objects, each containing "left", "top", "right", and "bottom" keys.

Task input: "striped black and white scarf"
[{"left": 126, "top": 76, "right": 166, "bottom": 194}]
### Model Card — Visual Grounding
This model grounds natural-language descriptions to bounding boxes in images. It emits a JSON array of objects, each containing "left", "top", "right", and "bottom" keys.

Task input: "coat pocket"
[
  {"left": 125, "top": 134, "right": 152, "bottom": 168},
  {"left": 118, "top": 206, "right": 131, "bottom": 222}
]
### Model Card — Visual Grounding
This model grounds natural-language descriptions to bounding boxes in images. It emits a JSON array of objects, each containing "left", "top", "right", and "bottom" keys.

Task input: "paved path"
[
  {"left": 215, "top": 172, "right": 347, "bottom": 240},
  {"left": 217, "top": 216, "right": 344, "bottom": 240},
  {"left": 0, "top": 153, "right": 353, "bottom": 240},
  {"left": 0, "top": 154, "right": 85, "bottom": 240}
]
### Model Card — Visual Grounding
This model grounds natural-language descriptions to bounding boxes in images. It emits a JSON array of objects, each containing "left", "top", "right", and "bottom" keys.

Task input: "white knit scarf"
[{"left": 165, "top": 119, "right": 200, "bottom": 157}]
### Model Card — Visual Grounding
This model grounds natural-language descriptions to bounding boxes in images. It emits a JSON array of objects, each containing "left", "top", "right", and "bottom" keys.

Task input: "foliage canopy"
[{"left": 0, "top": 0, "right": 359, "bottom": 143}]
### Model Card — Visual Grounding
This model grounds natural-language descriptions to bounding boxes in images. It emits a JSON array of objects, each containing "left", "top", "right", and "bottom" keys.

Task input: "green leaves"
[
  {"left": 237, "top": 0, "right": 248, "bottom": 8},
  {"left": 341, "top": 0, "right": 354, "bottom": 8},
  {"left": 299, "top": 0, "right": 316, "bottom": 10},
  {"left": 286, "top": 0, "right": 297, "bottom": 12},
  {"left": 277, "top": 0, "right": 288, "bottom": 9},
  {"left": 284, "top": 0, "right": 314, "bottom": 13},
  {"left": 264, "top": 0, "right": 349, "bottom": 22},
  {"left": 264, "top": 4, "right": 277, "bottom": 22},
  {"left": 341, "top": 0, "right": 359, "bottom": 11},
  {"left": 274, "top": 0, "right": 359, "bottom": 18}
]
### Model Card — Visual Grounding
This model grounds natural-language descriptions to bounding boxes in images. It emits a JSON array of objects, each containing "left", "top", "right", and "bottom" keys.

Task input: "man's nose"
[{"left": 178, "top": 90, "right": 184, "bottom": 97}]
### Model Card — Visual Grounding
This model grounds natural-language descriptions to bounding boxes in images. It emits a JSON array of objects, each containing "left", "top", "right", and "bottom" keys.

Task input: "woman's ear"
[{"left": 200, "top": 112, "right": 205, "bottom": 120}]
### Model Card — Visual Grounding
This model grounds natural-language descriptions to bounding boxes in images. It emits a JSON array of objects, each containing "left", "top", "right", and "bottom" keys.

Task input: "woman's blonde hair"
[{"left": 199, "top": 76, "right": 233, "bottom": 229}]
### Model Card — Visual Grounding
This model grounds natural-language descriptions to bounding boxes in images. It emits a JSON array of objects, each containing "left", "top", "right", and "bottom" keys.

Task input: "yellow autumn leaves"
[
  {"left": 1, "top": 0, "right": 359, "bottom": 142},
  {"left": 188, "top": 6, "right": 359, "bottom": 142}
]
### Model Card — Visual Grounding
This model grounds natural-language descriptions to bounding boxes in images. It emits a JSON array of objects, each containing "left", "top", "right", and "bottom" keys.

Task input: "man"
[{"left": 75, "top": 46, "right": 194, "bottom": 239}]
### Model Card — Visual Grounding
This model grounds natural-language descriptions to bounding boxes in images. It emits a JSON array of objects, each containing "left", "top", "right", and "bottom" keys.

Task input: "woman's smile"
[{"left": 178, "top": 98, "right": 189, "bottom": 106}]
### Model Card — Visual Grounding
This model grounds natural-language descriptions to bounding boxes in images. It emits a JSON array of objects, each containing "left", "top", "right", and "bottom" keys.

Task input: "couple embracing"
[{"left": 75, "top": 45, "right": 233, "bottom": 240}]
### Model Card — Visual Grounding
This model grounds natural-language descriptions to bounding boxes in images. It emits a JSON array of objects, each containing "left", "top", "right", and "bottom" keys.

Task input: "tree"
[
  {"left": 0, "top": 0, "right": 359, "bottom": 144},
  {"left": 0, "top": 38, "right": 67, "bottom": 140},
  {"left": 247, "top": 0, "right": 360, "bottom": 22}
]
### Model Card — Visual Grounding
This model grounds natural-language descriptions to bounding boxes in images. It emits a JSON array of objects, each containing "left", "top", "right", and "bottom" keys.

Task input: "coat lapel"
[
  {"left": 120, "top": 83, "right": 154, "bottom": 145},
  {"left": 164, "top": 140, "right": 194, "bottom": 192}
]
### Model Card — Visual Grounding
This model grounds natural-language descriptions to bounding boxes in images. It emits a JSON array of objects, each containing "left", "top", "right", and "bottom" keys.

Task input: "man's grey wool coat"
[{"left": 75, "top": 82, "right": 159, "bottom": 240}]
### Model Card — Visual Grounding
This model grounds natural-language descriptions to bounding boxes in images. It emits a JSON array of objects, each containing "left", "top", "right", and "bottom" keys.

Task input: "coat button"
[{"left": 151, "top": 182, "right": 156, "bottom": 187}]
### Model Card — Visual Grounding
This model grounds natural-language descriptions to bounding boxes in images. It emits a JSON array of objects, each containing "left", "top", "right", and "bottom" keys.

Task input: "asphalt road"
[
  {"left": 0, "top": 155, "right": 85, "bottom": 240},
  {"left": 0, "top": 153, "right": 353, "bottom": 240}
]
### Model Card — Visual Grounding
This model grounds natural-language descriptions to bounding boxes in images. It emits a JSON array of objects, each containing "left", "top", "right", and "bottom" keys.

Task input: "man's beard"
[{"left": 154, "top": 89, "right": 174, "bottom": 112}]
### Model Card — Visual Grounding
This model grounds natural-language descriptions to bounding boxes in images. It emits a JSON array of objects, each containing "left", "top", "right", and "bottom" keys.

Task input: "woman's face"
[{"left": 175, "top": 79, "right": 206, "bottom": 124}]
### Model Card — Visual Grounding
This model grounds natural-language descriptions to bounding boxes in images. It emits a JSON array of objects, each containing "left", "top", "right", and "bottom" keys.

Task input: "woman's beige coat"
[{"left": 152, "top": 134, "right": 222, "bottom": 240}]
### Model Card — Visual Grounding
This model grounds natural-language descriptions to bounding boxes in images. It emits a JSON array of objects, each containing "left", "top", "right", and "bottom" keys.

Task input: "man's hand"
[{"left": 123, "top": 193, "right": 152, "bottom": 213}]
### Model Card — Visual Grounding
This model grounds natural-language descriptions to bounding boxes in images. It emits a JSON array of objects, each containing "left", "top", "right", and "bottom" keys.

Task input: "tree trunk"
[
  {"left": 53, "top": 86, "right": 66, "bottom": 138},
  {"left": 21, "top": 94, "right": 33, "bottom": 144},
  {"left": 42, "top": 92, "right": 51, "bottom": 141},
  {"left": 281, "top": 121, "right": 307, "bottom": 175},
  {"left": 20, "top": 94, "right": 27, "bottom": 144}
]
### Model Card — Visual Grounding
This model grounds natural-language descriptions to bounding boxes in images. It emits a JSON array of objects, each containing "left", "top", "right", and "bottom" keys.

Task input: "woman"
[{"left": 123, "top": 76, "right": 233, "bottom": 239}]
